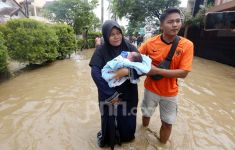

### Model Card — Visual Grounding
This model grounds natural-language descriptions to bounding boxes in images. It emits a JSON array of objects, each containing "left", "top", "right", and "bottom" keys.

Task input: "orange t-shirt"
[{"left": 139, "top": 35, "right": 194, "bottom": 96}]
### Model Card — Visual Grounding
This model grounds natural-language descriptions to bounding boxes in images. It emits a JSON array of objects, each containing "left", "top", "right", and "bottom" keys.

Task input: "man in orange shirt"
[
  {"left": 112, "top": 7, "right": 194, "bottom": 144},
  {"left": 139, "top": 8, "right": 194, "bottom": 144}
]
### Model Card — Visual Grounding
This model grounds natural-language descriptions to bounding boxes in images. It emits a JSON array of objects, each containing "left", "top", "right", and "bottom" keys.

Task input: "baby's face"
[
  {"left": 127, "top": 52, "right": 141, "bottom": 62},
  {"left": 127, "top": 52, "right": 136, "bottom": 61}
]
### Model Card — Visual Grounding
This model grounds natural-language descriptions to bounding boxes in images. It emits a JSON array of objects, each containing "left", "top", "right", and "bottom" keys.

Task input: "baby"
[
  {"left": 120, "top": 51, "right": 143, "bottom": 62},
  {"left": 102, "top": 51, "right": 152, "bottom": 87}
]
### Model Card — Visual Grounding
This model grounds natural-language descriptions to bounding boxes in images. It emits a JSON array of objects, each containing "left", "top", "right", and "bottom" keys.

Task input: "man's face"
[{"left": 160, "top": 13, "right": 182, "bottom": 36}]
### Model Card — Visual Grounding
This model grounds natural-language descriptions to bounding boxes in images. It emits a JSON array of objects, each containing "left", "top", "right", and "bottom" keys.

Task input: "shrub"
[
  {"left": 0, "top": 32, "right": 8, "bottom": 73},
  {"left": 50, "top": 24, "right": 76, "bottom": 59},
  {"left": 77, "top": 39, "right": 85, "bottom": 49},
  {"left": 5, "top": 19, "right": 58, "bottom": 64},
  {"left": 87, "top": 39, "right": 95, "bottom": 48},
  {"left": 0, "top": 23, "right": 10, "bottom": 38},
  {"left": 87, "top": 32, "right": 102, "bottom": 48},
  {"left": 87, "top": 32, "right": 102, "bottom": 39}
]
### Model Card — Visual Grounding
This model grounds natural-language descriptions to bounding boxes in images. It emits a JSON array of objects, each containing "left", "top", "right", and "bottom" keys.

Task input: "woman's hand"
[
  {"left": 110, "top": 97, "right": 121, "bottom": 104},
  {"left": 112, "top": 68, "right": 129, "bottom": 80}
]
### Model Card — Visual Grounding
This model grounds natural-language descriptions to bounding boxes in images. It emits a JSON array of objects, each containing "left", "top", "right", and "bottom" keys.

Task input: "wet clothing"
[
  {"left": 89, "top": 20, "right": 139, "bottom": 149},
  {"left": 141, "top": 88, "right": 178, "bottom": 124}
]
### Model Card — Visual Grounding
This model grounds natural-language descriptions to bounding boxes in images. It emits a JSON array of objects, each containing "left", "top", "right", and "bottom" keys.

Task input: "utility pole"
[
  {"left": 204, "top": 0, "right": 207, "bottom": 7},
  {"left": 192, "top": 0, "right": 204, "bottom": 16},
  {"left": 25, "top": 0, "right": 29, "bottom": 17},
  {"left": 101, "top": 0, "right": 104, "bottom": 23}
]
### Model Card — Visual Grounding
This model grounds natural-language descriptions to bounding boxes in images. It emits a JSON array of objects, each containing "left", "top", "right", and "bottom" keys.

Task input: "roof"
[
  {"left": 208, "top": 0, "right": 235, "bottom": 12},
  {"left": 0, "top": 1, "right": 18, "bottom": 16},
  {"left": 0, "top": 0, "right": 26, "bottom": 23}
]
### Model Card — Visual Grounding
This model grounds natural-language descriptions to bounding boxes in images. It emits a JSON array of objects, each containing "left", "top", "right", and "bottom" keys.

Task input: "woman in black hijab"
[{"left": 89, "top": 20, "right": 139, "bottom": 149}]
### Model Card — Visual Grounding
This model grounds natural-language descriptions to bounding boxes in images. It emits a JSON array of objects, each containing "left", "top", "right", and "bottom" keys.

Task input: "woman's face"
[{"left": 109, "top": 28, "right": 122, "bottom": 46}]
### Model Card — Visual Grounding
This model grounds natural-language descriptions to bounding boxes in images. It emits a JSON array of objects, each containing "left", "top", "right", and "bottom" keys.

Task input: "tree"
[
  {"left": 126, "top": 21, "right": 145, "bottom": 36},
  {"left": 120, "top": 25, "right": 126, "bottom": 35},
  {"left": 109, "top": 0, "right": 180, "bottom": 34},
  {"left": 44, "top": 0, "right": 100, "bottom": 34},
  {"left": 183, "top": 4, "right": 213, "bottom": 37}
]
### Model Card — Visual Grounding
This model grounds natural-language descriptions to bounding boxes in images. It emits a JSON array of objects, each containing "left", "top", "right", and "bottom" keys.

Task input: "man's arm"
[
  {"left": 147, "top": 64, "right": 189, "bottom": 78},
  {"left": 113, "top": 65, "right": 189, "bottom": 79},
  {"left": 112, "top": 68, "right": 141, "bottom": 80}
]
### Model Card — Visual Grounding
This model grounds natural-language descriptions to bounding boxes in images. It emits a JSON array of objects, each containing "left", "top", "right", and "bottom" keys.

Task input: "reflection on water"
[{"left": 0, "top": 49, "right": 235, "bottom": 150}]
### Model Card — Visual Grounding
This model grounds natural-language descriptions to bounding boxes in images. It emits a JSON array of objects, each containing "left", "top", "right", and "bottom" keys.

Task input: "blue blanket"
[{"left": 102, "top": 53, "right": 152, "bottom": 87}]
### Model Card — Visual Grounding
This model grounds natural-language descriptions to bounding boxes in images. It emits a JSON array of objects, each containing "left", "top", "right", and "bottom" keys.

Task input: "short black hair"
[
  {"left": 132, "top": 52, "right": 143, "bottom": 62},
  {"left": 159, "top": 8, "right": 181, "bottom": 22}
]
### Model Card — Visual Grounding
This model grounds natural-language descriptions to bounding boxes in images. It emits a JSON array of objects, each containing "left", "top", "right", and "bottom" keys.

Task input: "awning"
[
  {"left": 0, "top": 2, "right": 19, "bottom": 16},
  {"left": 208, "top": 1, "right": 235, "bottom": 12}
]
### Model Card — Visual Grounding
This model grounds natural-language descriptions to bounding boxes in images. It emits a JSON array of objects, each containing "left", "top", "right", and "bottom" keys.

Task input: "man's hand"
[{"left": 112, "top": 68, "right": 129, "bottom": 80}]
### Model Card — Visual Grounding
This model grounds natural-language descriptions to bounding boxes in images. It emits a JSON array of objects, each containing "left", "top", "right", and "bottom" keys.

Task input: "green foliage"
[
  {"left": 87, "top": 39, "right": 95, "bottom": 48},
  {"left": 5, "top": 19, "right": 58, "bottom": 64},
  {"left": 87, "top": 32, "right": 102, "bottom": 39},
  {"left": 126, "top": 21, "right": 145, "bottom": 36},
  {"left": 0, "top": 23, "right": 11, "bottom": 38},
  {"left": 183, "top": 13, "right": 194, "bottom": 26},
  {"left": 76, "top": 37, "right": 96, "bottom": 49},
  {"left": 193, "top": 6, "right": 208, "bottom": 26},
  {"left": 81, "top": 32, "right": 102, "bottom": 49},
  {"left": 0, "top": 32, "right": 8, "bottom": 73},
  {"left": 6, "top": 18, "right": 44, "bottom": 30},
  {"left": 109, "top": 0, "right": 180, "bottom": 34},
  {"left": 120, "top": 26, "right": 126, "bottom": 35},
  {"left": 77, "top": 39, "right": 85, "bottom": 49},
  {"left": 44, "top": 0, "right": 100, "bottom": 34},
  {"left": 73, "top": 5, "right": 100, "bottom": 34},
  {"left": 50, "top": 24, "right": 76, "bottom": 59},
  {"left": 184, "top": 4, "right": 213, "bottom": 27},
  {"left": 0, "top": 24, "right": 8, "bottom": 46}
]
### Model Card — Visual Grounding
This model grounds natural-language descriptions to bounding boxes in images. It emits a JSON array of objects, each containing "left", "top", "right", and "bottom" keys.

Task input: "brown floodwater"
[{"left": 0, "top": 49, "right": 235, "bottom": 150}]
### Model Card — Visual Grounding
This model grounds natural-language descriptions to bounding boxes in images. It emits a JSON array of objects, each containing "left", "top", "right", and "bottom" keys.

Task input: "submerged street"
[{"left": 0, "top": 49, "right": 235, "bottom": 150}]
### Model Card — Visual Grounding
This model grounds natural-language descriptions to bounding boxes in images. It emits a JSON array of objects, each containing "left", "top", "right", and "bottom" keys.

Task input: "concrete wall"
[{"left": 179, "top": 26, "right": 235, "bottom": 67}]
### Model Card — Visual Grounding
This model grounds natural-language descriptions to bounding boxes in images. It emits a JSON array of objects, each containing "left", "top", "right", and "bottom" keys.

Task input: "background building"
[
  {"left": 208, "top": 0, "right": 235, "bottom": 11},
  {"left": 0, "top": 0, "right": 51, "bottom": 23},
  {"left": 183, "top": 0, "right": 235, "bottom": 66},
  {"left": 0, "top": 0, "right": 26, "bottom": 22}
]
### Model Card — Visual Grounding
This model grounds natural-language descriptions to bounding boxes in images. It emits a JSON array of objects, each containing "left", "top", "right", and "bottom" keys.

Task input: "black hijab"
[
  {"left": 89, "top": 20, "right": 138, "bottom": 68},
  {"left": 89, "top": 21, "right": 139, "bottom": 148}
]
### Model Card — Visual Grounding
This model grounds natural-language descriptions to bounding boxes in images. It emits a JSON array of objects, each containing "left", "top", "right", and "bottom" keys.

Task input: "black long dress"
[{"left": 89, "top": 20, "right": 139, "bottom": 149}]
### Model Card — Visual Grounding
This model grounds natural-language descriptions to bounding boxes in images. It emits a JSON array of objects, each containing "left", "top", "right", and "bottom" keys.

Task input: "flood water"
[{"left": 0, "top": 49, "right": 235, "bottom": 150}]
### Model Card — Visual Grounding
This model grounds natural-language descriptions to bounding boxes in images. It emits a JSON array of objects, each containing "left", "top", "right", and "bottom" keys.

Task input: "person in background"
[
  {"left": 137, "top": 34, "right": 141, "bottom": 46},
  {"left": 95, "top": 35, "right": 101, "bottom": 48}
]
